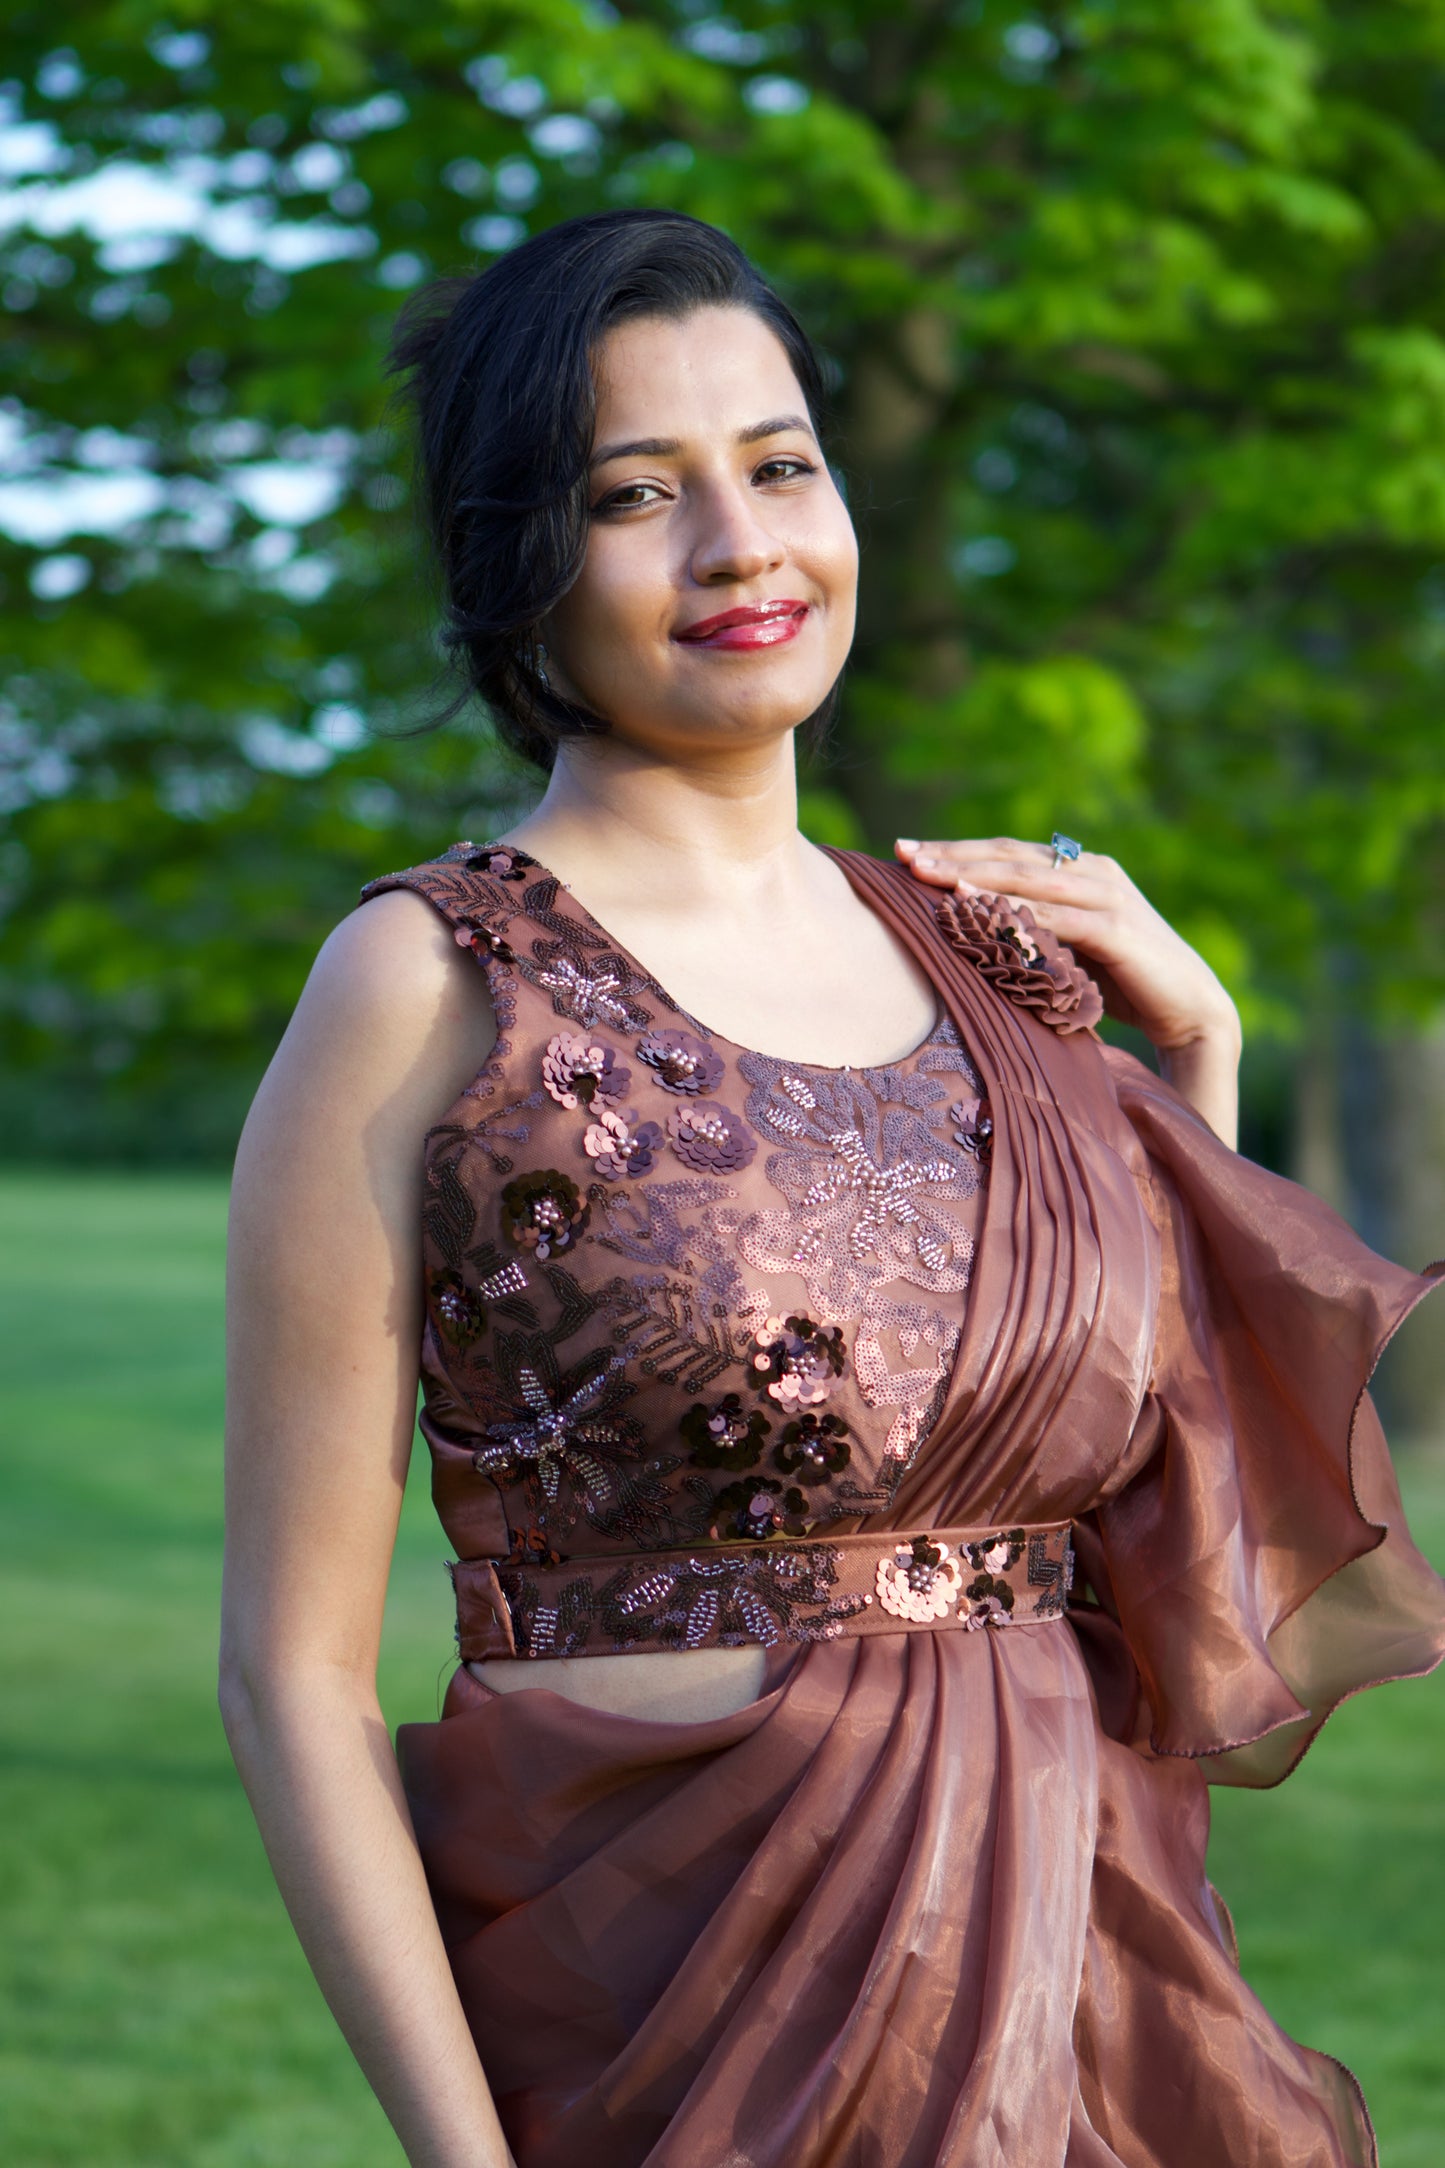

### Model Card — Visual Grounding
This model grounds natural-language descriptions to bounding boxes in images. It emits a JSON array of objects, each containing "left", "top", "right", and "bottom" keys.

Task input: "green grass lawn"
[{"left": 1, "top": 1171, "right": 1441, "bottom": 2165}]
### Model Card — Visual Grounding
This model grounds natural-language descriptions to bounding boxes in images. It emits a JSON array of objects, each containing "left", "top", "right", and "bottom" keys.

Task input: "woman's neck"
[{"left": 500, "top": 731, "right": 826, "bottom": 918}]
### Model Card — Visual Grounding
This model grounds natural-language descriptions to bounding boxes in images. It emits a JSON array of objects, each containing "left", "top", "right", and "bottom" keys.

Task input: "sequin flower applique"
[
  {"left": 542, "top": 1031, "right": 632, "bottom": 1111},
  {"left": 773, "top": 1412, "right": 851, "bottom": 1484},
  {"left": 430, "top": 1258, "right": 529, "bottom": 1351},
  {"left": 950, "top": 1097, "right": 994, "bottom": 1168},
  {"left": 748, "top": 1313, "right": 848, "bottom": 1408},
  {"left": 875, "top": 1535, "right": 964, "bottom": 1622},
  {"left": 453, "top": 919, "right": 515, "bottom": 965},
  {"left": 431, "top": 1268, "right": 486, "bottom": 1349},
  {"left": 583, "top": 1107, "right": 666, "bottom": 1180},
  {"left": 934, "top": 892, "right": 1103, "bottom": 1035},
  {"left": 681, "top": 1392, "right": 771, "bottom": 1471},
  {"left": 636, "top": 1027, "right": 725, "bottom": 1096},
  {"left": 709, "top": 1476, "right": 809, "bottom": 1541},
  {"left": 960, "top": 1529, "right": 1028, "bottom": 1627},
  {"left": 462, "top": 844, "right": 533, "bottom": 881},
  {"left": 500, "top": 1169, "right": 590, "bottom": 1258},
  {"left": 966, "top": 1530, "right": 1026, "bottom": 1576},
  {"left": 667, "top": 1101, "right": 757, "bottom": 1173}
]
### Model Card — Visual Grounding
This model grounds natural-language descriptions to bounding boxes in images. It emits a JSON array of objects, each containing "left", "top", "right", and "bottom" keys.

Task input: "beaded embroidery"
[
  {"left": 360, "top": 843, "right": 995, "bottom": 1564},
  {"left": 500, "top": 1542, "right": 868, "bottom": 1657}
]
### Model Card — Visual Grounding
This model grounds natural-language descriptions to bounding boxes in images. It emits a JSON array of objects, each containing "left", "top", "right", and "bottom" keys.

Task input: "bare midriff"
[{"left": 468, "top": 1646, "right": 771, "bottom": 1722}]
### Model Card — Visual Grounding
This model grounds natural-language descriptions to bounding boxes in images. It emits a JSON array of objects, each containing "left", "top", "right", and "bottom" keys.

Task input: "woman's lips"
[{"left": 674, "top": 601, "right": 809, "bottom": 651}]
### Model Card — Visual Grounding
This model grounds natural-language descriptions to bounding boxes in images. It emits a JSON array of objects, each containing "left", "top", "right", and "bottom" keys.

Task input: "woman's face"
[{"left": 541, "top": 305, "right": 858, "bottom": 758}]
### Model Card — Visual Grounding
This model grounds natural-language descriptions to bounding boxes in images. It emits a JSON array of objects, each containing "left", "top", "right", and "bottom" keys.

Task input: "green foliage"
[{"left": 2, "top": 0, "right": 1444, "bottom": 1155}]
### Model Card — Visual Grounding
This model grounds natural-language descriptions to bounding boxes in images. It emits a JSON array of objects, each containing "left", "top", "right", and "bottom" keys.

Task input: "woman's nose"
[{"left": 688, "top": 484, "right": 785, "bottom": 585}]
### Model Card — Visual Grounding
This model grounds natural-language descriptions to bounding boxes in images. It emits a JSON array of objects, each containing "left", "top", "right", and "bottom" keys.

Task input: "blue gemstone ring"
[{"left": 1049, "top": 832, "right": 1083, "bottom": 869}]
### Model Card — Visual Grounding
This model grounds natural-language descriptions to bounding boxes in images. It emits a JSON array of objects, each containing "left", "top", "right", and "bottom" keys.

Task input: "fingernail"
[{"left": 896, "top": 837, "right": 919, "bottom": 851}]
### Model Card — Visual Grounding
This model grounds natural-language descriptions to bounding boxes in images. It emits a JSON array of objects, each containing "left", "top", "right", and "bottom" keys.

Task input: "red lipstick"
[{"left": 674, "top": 600, "right": 809, "bottom": 651}]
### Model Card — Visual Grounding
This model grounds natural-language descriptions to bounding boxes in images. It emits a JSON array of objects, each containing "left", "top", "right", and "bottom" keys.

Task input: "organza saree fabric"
[{"left": 395, "top": 848, "right": 1444, "bottom": 2166}]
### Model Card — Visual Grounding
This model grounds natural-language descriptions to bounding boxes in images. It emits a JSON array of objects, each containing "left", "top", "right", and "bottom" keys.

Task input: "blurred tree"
[{"left": 2, "top": 1, "right": 1443, "bottom": 1194}]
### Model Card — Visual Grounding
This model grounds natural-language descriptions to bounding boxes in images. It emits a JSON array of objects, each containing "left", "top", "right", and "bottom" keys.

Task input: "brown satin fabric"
[{"left": 395, "top": 848, "right": 1444, "bottom": 2167}]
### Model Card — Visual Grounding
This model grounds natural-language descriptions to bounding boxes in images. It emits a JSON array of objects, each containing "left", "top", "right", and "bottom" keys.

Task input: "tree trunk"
[
  {"left": 1289, "top": 1014, "right": 1350, "bottom": 1217},
  {"left": 1360, "top": 1019, "right": 1445, "bottom": 1448}
]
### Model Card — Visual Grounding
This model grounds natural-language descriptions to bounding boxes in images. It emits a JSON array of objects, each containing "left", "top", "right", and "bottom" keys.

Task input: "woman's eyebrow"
[{"left": 589, "top": 412, "right": 815, "bottom": 468}]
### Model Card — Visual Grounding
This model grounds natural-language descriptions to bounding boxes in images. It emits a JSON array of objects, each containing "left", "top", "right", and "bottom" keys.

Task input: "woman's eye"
[
  {"left": 755, "top": 456, "right": 816, "bottom": 484},
  {"left": 593, "top": 482, "right": 665, "bottom": 515}
]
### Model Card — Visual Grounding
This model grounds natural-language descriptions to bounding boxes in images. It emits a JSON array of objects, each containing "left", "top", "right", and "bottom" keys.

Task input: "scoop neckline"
[{"left": 484, "top": 838, "right": 947, "bottom": 1076}]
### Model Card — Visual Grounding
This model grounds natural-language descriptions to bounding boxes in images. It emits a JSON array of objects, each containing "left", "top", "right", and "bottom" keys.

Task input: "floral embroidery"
[
  {"left": 681, "top": 1392, "right": 771, "bottom": 1471},
  {"left": 875, "top": 1535, "right": 965, "bottom": 1622},
  {"left": 484, "top": 1523, "right": 1075, "bottom": 1656},
  {"left": 362, "top": 844, "right": 995, "bottom": 1571},
  {"left": 500, "top": 1169, "right": 590, "bottom": 1258},
  {"left": 598, "top": 1264, "right": 753, "bottom": 1394},
  {"left": 472, "top": 1350, "right": 640, "bottom": 1516},
  {"left": 962, "top": 1578, "right": 1016, "bottom": 1626},
  {"left": 542, "top": 1031, "right": 632, "bottom": 1110},
  {"left": 852, "top": 1299, "right": 961, "bottom": 1466},
  {"left": 950, "top": 1097, "right": 994, "bottom": 1168},
  {"left": 463, "top": 845, "right": 532, "bottom": 882},
  {"left": 536, "top": 953, "right": 647, "bottom": 1032},
  {"left": 799, "top": 1127, "right": 959, "bottom": 1265},
  {"left": 965, "top": 1529, "right": 1026, "bottom": 1575},
  {"left": 432, "top": 1268, "right": 485, "bottom": 1348},
  {"left": 709, "top": 1475, "right": 809, "bottom": 1540},
  {"left": 667, "top": 1099, "right": 757, "bottom": 1173},
  {"left": 502, "top": 1543, "right": 868, "bottom": 1655},
  {"left": 454, "top": 918, "right": 516, "bottom": 965},
  {"left": 958, "top": 1530, "right": 1030, "bottom": 1627},
  {"left": 734, "top": 1050, "right": 979, "bottom": 1319},
  {"left": 773, "top": 1411, "right": 851, "bottom": 1483},
  {"left": 748, "top": 1312, "right": 848, "bottom": 1408},
  {"left": 583, "top": 1106, "right": 666, "bottom": 1179},
  {"left": 431, "top": 1260, "right": 528, "bottom": 1348},
  {"left": 637, "top": 1027, "right": 725, "bottom": 1096},
  {"left": 934, "top": 891, "right": 1103, "bottom": 1035},
  {"left": 1025, "top": 1531, "right": 1074, "bottom": 1617}
]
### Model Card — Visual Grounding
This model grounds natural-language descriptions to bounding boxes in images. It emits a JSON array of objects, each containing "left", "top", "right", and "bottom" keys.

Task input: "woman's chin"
[{"left": 667, "top": 661, "right": 841, "bottom": 741}]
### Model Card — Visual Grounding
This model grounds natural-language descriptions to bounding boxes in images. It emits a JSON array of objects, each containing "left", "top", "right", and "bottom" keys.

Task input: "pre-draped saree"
[{"left": 366, "top": 844, "right": 1445, "bottom": 2168}]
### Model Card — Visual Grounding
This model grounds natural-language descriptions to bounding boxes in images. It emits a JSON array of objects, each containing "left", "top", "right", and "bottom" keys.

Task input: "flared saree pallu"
[{"left": 363, "top": 843, "right": 1445, "bottom": 2168}]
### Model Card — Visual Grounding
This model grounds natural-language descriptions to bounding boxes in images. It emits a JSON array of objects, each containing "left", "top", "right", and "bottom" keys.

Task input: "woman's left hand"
[{"left": 894, "top": 834, "right": 1240, "bottom": 1058}]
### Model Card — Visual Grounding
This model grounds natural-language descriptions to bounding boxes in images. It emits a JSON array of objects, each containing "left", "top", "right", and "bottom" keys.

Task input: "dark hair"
[{"left": 386, "top": 208, "right": 837, "bottom": 771}]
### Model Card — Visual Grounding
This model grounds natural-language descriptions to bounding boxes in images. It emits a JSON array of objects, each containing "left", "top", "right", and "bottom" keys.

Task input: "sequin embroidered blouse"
[{"left": 361, "top": 842, "right": 993, "bottom": 1585}]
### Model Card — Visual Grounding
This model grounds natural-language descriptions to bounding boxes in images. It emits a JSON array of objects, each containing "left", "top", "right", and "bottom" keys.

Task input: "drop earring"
[{"left": 536, "top": 643, "right": 551, "bottom": 692}]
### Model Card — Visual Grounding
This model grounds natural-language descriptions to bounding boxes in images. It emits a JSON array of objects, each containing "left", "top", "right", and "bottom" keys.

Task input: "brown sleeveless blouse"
[{"left": 364, "top": 840, "right": 997, "bottom": 1654}]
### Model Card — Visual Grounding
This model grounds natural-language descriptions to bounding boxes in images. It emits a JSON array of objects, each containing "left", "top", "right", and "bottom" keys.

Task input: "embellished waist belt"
[{"left": 451, "top": 1520, "right": 1075, "bottom": 1662}]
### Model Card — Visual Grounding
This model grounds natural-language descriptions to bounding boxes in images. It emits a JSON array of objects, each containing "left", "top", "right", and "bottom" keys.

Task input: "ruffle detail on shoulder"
[
  {"left": 933, "top": 890, "right": 1104, "bottom": 1035},
  {"left": 1080, "top": 1043, "right": 1445, "bottom": 1787}
]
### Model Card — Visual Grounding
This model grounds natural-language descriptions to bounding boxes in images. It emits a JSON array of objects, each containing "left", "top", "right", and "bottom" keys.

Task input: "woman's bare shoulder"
[
  {"left": 240, "top": 890, "right": 498, "bottom": 1175},
  {"left": 314, "top": 886, "right": 489, "bottom": 1026}
]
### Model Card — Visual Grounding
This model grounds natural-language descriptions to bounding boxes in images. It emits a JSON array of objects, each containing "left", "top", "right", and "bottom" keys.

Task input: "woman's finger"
[
  {"left": 945, "top": 867, "right": 1121, "bottom": 918},
  {"left": 901, "top": 836, "right": 1114, "bottom": 885}
]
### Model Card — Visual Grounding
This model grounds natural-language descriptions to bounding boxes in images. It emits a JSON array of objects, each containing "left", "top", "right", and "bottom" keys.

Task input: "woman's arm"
[
  {"left": 220, "top": 890, "right": 514, "bottom": 2168},
  {"left": 895, "top": 836, "right": 1243, "bottom": 1149}
]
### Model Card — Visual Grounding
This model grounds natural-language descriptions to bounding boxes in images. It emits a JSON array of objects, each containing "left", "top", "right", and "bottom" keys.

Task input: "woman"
[{"left": 220, "top": 209, "right": 1444, "bottom": 2168}]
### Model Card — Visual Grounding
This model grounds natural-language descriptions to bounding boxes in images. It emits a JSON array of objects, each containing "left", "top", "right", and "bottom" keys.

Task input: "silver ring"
[{"left": 1049, "top": 832, "right": 1082, "bottom": 870}]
